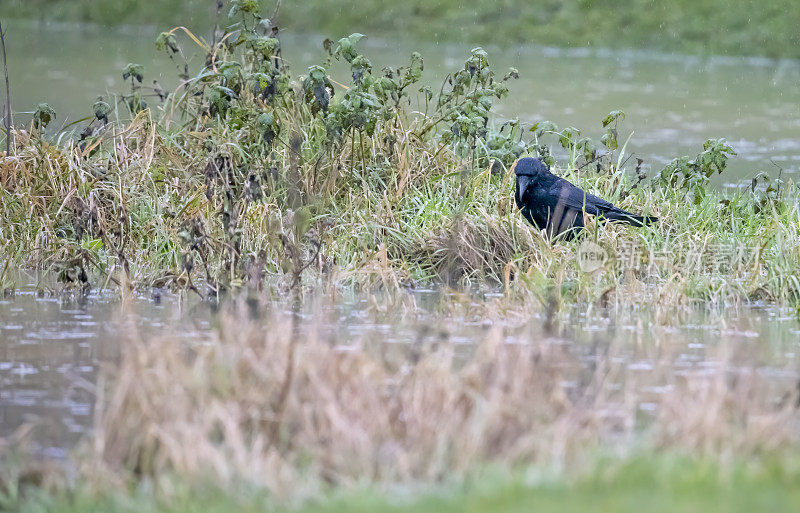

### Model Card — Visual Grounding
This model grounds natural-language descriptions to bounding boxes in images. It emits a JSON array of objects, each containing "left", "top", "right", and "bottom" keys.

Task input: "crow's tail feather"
[{"left": 600, "top": 208, "right": 658, "bottom": 227}]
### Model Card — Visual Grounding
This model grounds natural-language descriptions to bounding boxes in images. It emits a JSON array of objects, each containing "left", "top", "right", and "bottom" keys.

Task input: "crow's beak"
[{"left": 516, "top": 174, "right": 530, "bottom": 193}]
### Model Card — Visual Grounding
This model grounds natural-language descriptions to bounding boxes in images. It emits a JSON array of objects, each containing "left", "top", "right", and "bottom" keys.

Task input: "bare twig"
[{"left": 0, "top": 21, "right": 12, "bottom": 156}]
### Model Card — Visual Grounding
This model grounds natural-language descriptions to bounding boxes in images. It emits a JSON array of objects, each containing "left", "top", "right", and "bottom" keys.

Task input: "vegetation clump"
[{"left": 0, "top": 0, "right": 798, "bottom": 312}]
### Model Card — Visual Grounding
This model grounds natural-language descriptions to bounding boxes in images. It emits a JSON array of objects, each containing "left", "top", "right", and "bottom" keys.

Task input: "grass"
[
  {"left": 8, "top": 456, "right": 800, "bottom": 512},
  {"left": 85, "top": 305, "right": 797, "bottom": 489},
  {"left": 5, "top": 0, "right": 800, "bottom": 59},
  {"left": 2, "top": 300, "right": 799, "bottom": 511}
]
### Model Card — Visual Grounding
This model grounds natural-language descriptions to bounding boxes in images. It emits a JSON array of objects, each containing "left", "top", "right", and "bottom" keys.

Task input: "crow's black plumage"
[{"left": 514, "top": 157, "right": 657, "bottom": 239}]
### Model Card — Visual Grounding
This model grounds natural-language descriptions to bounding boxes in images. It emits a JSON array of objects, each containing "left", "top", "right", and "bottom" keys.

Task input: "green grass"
[
  {"left": 9, "top": 456, "right": 800, "bottom": 513},
  {"left": 5, "top": 0, "right": 800, "bottom": 59}
]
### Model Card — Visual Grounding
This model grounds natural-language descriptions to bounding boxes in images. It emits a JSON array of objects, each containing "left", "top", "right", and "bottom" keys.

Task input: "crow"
[{"left": 514, "top": 157, "right": 657, "bottom": 240}]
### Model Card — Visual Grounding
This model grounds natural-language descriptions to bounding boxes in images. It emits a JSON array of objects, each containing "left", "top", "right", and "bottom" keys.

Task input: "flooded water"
[
  {"left": 1, "top": 270, "right": 799, "bottom": 459},
  {"left": 3, "top": 20, "right": 800, "bottom": 183},
  {"left": 0, "top": 276, "right": 215, "bottom": 458}
]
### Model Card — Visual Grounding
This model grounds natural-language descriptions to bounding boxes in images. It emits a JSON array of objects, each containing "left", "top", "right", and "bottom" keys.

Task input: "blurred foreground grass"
[
  {"left": 3, "top": 299, "right": 798, "bottom": 512},
  {"left": 4, "top": 0, "right": 800, "bottom": 59},
  {"left": 10, "top": 456, "right": 800, "bottom": 513}
]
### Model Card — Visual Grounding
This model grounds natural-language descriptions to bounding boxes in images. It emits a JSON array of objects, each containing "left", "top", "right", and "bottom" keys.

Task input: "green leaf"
[
  {"left": 155, "top": 32, "right": 179, "bottom": 53},
  {"left": 531, "top": 120, "right": 558, "bottom": 137},
  {"left": 293, "top": 207, "right": 312, "bottom": 240},
  {"left": 600, "top": 131, "right": 618, "bottom": 151},
  {"left": 229, "top": 0, "right": 261, "bottom": 17},
  {"left": 122, "top": 63, "right": 144, "bottom": 83},
  {"left": 471, "top": 47, "right": 488, "bottom": 59},
  {"left": 348, "top": 33, "right": 366, "bottom": 45},
  {"left": 579, "top": 137, "right": 597, "bottom": 161},
  {"left": 308, "top": 66, "right": 327, "bottom": 82},
  {"left": 248, "top": 35, "right": 280, "bottom": 57},
  {"left": 409, "top": 52, "right": 424, "bottom": 81},
  {"left": 601, "top": 110, "right": 625, "bottom": 127},
  {"left": 33, "top": 103, "right": 56, "bottom": 129},
  {"left": 82, "top": 238, "right": 103, "bottom": 252},
  {"left": 257, "top": 112, "right": 275, "bottom": 128},
  {"left": 558, "top": 127, "right": 581, "bottom": 149},
  {"left": 93, "top": 99, "right": 111, "bottom": 121}
]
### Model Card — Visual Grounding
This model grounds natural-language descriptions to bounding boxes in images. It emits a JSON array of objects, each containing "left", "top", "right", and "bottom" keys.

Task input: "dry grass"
[
  {"left": 4, "top": 111, "right": 798, "bottom": 312},
  {"left": 80, "top": 301, "right": 800, "bottom": 499}
]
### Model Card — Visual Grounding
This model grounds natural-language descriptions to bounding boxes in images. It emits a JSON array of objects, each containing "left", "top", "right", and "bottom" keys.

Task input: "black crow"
[{"left": 514, "top": 157, "right": 657, "bottom": 239}]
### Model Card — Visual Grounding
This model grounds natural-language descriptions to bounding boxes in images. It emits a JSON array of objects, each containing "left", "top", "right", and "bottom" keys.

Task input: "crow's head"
[
  {"left": 513, "top": 157, "right": 549, "bottom": 178},
  {"left": 513, "top": 157, "right": 549, "bottom": 207}
]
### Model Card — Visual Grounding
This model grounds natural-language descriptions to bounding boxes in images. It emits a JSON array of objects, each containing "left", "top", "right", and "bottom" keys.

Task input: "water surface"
[
  {"left": 1, "top": 271, "right": 798, "bottom": 459},
  {"left": 3, "top": 21, "right": 800, "bottom": 183}
]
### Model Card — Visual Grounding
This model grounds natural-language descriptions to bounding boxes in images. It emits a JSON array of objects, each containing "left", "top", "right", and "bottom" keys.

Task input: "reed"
[{"left": 73, "top": 303, "right": 798, "bottom": 497}]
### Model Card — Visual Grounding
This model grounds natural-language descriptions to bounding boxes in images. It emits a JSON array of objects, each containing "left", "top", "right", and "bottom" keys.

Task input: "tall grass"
[
  {"left": 56, "top": 302, "right": 794, "bottom": 498},
  {"left": 2, "top": 117, "right": 798, "bottom": 308},
  {"left": 2, "top": 295, "right": 799, "bottom": 509}
]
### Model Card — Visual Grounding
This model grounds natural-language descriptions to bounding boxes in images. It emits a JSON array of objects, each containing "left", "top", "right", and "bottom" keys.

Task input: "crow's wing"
[
  {"left": 527, "top": 175, "right": 613, "bottom": 216},
  {"left": 521, "top": 175, "right": 588, "bottom": 237},
  {"left": 547, "top": 176, "right": 650, "bottom": 224}
]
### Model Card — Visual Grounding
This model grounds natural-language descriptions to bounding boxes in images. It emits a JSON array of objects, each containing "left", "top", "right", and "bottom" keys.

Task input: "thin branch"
[{"left": 0, "top": 21, "right": 12, "bottom": 156}]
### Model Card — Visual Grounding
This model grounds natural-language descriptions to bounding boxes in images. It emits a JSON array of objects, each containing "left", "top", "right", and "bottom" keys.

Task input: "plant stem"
[{"left": 0, "top": 21, "right": 12, "bottom": 156}]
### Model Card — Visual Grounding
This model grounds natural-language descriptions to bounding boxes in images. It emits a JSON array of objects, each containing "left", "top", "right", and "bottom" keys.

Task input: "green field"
[
  {"left": 4, "top": 0, "right": 800, "bottom": 59},
  {"left": 8, "top": 456, "right": 800, "bottom": 513}
]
